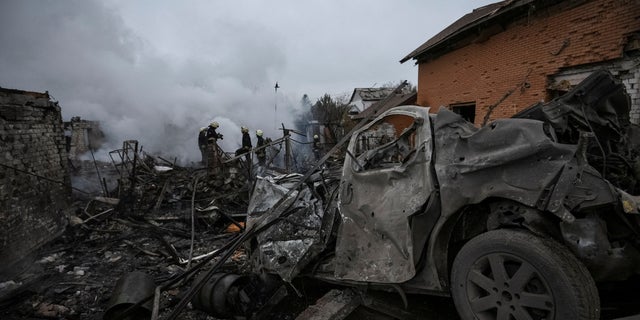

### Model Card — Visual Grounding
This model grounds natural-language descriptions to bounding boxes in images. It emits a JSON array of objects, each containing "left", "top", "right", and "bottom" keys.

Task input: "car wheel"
[{"left": 450, "top": 229, "right": 599, "bottom": 320}]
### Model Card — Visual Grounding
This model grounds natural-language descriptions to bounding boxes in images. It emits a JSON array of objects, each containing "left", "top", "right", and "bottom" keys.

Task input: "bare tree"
[
  {"left": 380, "top": 80, "right": 417, "bottom": 93},
  {"left": 310, "top": 94, "right": 352, "bottom": 144}
]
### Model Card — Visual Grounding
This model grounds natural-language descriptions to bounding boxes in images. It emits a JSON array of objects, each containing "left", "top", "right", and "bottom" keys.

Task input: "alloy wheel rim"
[{"left": 464, "top": 253, "right": 555, "bottom": 320}]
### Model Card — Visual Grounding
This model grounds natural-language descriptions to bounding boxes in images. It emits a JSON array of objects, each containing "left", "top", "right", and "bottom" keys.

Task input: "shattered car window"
[{"left": 353, "top": 114, "right": 417, "bottom": 171}]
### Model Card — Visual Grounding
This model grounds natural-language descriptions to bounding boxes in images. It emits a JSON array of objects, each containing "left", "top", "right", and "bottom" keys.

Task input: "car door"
[{"left": 334, "top": 106, "right": 436, "bottom": 283}]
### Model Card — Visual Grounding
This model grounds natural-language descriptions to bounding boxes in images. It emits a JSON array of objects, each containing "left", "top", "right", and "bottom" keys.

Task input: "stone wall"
[{"left": 0, "top": 87, "right": 70, "bottom": 274}]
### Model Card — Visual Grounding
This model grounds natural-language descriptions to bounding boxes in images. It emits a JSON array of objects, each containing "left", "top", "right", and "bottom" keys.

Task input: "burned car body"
[{"left": 206, "top": 71, "right": 640, "bottom": 320}]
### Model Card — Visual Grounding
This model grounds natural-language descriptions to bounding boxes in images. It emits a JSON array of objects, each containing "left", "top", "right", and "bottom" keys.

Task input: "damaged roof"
[
  {"left": 350, "top": 92, "right": 416, "bottom": 120},
  {"left": 349, "top": 87, "right": 396, "bottom": 103},
  {"left": 400, "top": 0, "right": 563, "bottom": 63}
]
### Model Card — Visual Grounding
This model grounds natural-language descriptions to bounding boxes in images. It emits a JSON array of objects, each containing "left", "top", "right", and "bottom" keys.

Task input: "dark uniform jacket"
[
  {"left": 242, "top": 132, "right": 252, "bottom": 150},
  {"left": 198, "top": 130, "right": 207, "bottom": 147},
  {"left": 206, "top": 126, "right": 222, "bottom": 142},
  {"left": 256, "top": 136, "right": 265, "bottom": 156}
]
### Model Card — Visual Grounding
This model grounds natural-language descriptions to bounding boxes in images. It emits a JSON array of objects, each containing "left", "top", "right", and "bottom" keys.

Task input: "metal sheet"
[
  {"left": 247, "top": 174, "right": 335, "bottom": 281},
  {"left": 335, "top": 107, "right": 435, "bottom": 283},
  {"left": 432, "top": 108, "right": 579, "bottom": 218}
]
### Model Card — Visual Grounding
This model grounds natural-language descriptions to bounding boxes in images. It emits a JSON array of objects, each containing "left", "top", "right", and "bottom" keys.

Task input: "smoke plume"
[{"left": 0, "top": 0, "right": 294, "bottom": 164}]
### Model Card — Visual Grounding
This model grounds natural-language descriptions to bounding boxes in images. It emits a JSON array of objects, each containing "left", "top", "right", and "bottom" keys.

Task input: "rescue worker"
[
  {"left": 235, "top": 126, "right": 252, "bottom": 156},
  {"left": 206, "top": 121, "right": 223, "bottom": 171},
  {"left": 198, "top": 127, "right": 207, "bottom": 163},
  {"left": 206, "top": 121, "right": 223, "bottom": 143},
  {"left": 255, "top": 129, "right": 266, "bottom": 166},
  {"left": 312, "top": 134, "right": 321, "bottom": 160}
]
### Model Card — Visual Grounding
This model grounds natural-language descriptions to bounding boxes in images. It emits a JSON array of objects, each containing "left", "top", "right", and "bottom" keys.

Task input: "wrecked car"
[{"left": 196, "top": 70, "right": 640, "bottom": 320}]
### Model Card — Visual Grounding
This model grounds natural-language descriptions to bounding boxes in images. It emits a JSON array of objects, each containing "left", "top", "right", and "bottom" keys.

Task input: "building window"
[{"left": 450, "top": 102, "right": 476, "bottom": 123}]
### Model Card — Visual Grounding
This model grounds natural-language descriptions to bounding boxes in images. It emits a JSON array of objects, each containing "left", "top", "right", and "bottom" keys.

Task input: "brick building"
[
  {"left": 0, "top": 87, "right": 70, "bottom": 274},
  {"left": 401, "top": 0, "right": 640, "bottom": 125}
]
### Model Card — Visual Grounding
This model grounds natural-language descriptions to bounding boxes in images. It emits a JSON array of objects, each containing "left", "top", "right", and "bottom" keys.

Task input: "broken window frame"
[
  {"left": 351, "top": 114, "right": 421, "bottom": 172},
  {"left": 449, "top": 102, "right": 476, "bottom": 123}
]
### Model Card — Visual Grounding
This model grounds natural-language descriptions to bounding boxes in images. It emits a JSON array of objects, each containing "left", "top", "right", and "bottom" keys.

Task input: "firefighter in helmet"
[
  {"left": 235, "top": 126, "right": 252, "bottom": 156},
  {"left": 255, "top": 129, "right": 266, "bottom": 166},
  {"left": 313, "top": 134, "right": 321, "bottom": 160},
  {"left": 206, "top": 121, "right": 223, "bottom": 142}
]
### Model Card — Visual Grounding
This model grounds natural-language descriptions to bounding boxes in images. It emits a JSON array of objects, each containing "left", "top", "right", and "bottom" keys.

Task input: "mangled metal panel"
[
  {"left": 430, "top": 71, "right": 638, "bottom": 221},
  {"left": 246, "top": 174, "right": 337, "bottom": 282},
  {"left": 514, "top": 70, "right": 640, "bottom": 195},
  {"left": 432, "top": 108, "right": 584, "bottom": 219},
  {"left": 335, "top": 107, "right": 436, "bottom": 283}
]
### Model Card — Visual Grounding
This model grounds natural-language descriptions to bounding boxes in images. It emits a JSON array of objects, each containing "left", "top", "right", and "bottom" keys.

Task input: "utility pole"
[
  {"left": 285, "top": 129, "right": 291, "bottom": 173},
  {"left": 274, "top": 82, "right": 279, "bottom": 130}
]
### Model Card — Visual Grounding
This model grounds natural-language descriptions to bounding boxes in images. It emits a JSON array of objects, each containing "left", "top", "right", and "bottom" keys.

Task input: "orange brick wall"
[{"left": 417, "top": 0, "right": 640, "bottom": 125}]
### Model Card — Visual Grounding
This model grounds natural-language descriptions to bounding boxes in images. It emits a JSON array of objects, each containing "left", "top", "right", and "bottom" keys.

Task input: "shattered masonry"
[
  {"left": 65, "top": 117, "right": 104, "bottom": 160},
  {"left": 0, "top": 88, "right": 70, "bottom": 272}
]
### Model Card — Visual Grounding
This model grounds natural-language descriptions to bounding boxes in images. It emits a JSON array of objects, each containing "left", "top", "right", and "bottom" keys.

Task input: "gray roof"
[
  {"left": 350, "top": 92, "right": 417, "bottom": 120},
  {"left": 349, "top": 88, "right": 396, "bottom": 103}
]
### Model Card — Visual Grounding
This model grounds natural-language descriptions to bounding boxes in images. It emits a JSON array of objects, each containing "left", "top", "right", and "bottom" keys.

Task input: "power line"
[{"left": 0, "top": 162, "right": 91, "bottom": 195}]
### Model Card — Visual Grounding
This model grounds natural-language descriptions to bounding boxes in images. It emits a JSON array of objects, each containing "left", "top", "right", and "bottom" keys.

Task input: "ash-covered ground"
[
  {"left": 0, "top": 155, "right": 263, "bottom": 319},
  {"left": 2, "top": 155, "right": 640, "bottom": 320}
]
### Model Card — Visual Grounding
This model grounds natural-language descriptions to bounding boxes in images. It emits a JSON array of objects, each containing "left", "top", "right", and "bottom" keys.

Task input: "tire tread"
[{"left": 450, "top": 229, "right": 600, "bottom": 320}]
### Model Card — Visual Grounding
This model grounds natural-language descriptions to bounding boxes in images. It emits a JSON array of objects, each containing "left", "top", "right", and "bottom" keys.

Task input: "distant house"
[
  {"left": 348, "top": 87, "right": 396, "bottom": 115},
  {"left": 401, "top": 0, "right": 640, "bottom": 125},
  {"left": 351, "top": 90, "right": 417, "bottom": 121}
]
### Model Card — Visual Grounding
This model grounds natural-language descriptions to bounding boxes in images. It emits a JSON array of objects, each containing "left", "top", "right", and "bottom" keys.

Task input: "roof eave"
[{"left": 400, "top": 0, "right": 541, "bottom": 64}]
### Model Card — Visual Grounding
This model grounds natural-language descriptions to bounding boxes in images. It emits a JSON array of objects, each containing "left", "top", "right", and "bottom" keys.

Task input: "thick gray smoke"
[{"left": 0, "top": 0, "right": 295, "bottom": 163}]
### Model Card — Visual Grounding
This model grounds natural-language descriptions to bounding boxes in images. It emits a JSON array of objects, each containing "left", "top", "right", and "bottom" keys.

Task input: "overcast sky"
[{"left": 0, "top": 0, "right": 496, "bottom": 163}]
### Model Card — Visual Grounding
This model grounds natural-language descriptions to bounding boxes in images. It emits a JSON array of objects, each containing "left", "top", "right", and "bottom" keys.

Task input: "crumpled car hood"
[{"left": 433, "top": 108, "right": 580, "bottom": 218}]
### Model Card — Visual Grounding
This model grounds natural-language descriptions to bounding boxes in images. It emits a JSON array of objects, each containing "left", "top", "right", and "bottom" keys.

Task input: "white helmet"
[
  {"left": 210, "top": 121, "right": 219, "bottom": 128},
  {"left": 256, "top": 129, "right": 263, "bottom": 136},
  {"left": 241, "top": 126, "right": 249, "bottom": 133},
  {"left": 200, "top": 127, "right": 207, "bottom": 132},
  {"left": 313, "top": 134, "right": 319, "bottom": 139}
]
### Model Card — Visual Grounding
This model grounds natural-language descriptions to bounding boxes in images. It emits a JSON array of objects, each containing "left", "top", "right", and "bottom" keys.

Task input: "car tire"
[{"left": 450, "top": 229, "right": 599, "bottom": 320}]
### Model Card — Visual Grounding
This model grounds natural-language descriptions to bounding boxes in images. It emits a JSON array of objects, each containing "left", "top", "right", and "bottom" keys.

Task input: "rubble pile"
[{"left": 0, "top": 147, "right": 255, "bottom": 320}]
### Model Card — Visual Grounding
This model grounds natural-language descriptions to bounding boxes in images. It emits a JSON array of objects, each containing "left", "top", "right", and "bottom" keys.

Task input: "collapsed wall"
[
  {"left": 65, "top": 116, "right": 104, "bottom": 159},
  {"left": 0, "top": 87, "right": 70, "bottom": 274}
]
